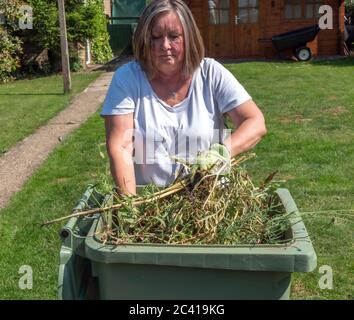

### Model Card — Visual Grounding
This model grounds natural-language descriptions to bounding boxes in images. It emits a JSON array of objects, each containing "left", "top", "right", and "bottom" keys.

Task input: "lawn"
[
  {"left": 0, "top": 71, "right": 103, "bottom": 154},
  {"left": 0, "top": 58, "right": 353, "bottom": 299}
]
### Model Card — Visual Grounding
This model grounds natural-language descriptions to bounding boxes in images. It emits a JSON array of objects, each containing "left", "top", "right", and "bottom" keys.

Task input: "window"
[
  {"left": 305, "top": 0, "right": 322, "bottom": 19},
  {"left": 284, "top": 0, "right": 323, "bottom": 20},
  {"left": 208, "top": 0, "right": 230, "bottom": 25},
  {"left": 284, "top": 0, "right": 302, "bottom": 19},
  {"left": 238, "top": 0, "right": 259, "bottom": 24}
]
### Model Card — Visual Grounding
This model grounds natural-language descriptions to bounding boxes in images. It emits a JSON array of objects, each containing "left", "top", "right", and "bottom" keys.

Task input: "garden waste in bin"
[{"left": 58, "top": 185, "right": 317, "bottom": 300}]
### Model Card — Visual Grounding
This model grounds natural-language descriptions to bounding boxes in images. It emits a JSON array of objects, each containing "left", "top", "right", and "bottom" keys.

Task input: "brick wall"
[{"left": 103, "top": 0, "right": 111, "bottom": 17}]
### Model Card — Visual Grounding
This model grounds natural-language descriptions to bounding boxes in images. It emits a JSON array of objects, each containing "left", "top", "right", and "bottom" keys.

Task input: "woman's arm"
[
  {"left": 223, "top": 99, "right": 267, "bottom": 157},
  {"left": 104, "top": 114, "right": 136, "bottom": 195}
]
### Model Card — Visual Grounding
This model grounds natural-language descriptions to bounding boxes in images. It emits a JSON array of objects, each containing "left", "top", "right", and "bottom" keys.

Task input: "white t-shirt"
[{"left": 101, "top": 58, "right": 252, "bottom": 187}]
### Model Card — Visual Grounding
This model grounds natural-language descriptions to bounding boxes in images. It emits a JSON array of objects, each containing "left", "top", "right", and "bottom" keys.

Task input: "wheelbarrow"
[{"left": 259, "top": 24, "right": 321, "bottom": 61}]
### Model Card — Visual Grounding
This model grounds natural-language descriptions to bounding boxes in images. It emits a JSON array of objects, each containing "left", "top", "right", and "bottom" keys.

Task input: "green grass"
[
  {"left": 0, "top": 71, "right": 103, "bottom": 154},
  {"left": 0, "top": 112, "right": 108, "bottom": 299},
  {"left": 0, "top": 58, "right": 353, "bottom": 299}
]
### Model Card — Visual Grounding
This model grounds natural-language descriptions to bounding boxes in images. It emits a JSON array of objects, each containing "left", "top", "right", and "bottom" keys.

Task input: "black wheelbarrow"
[{"left": 259, "top": 24, "right": 321, "bottom": 61}]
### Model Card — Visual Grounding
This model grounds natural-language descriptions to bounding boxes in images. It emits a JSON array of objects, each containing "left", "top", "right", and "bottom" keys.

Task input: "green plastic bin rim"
[{"left": 81, "top": 188, "right": 317, "bottom": 273}]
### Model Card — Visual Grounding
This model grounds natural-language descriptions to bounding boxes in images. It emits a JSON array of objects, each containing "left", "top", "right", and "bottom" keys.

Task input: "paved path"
[{"left": 0, "top": 71, "right": 114, "bottom": 210}]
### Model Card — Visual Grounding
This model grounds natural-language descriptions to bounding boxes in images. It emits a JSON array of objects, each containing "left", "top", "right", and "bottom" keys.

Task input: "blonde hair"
[{"left": 133, "top": 0, "right": 205, "bottom": 78}]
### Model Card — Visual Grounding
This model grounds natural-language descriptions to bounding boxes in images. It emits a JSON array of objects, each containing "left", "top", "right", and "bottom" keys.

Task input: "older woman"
[{"left": 101, "top": 0, "right": 266, "bottom": 195}]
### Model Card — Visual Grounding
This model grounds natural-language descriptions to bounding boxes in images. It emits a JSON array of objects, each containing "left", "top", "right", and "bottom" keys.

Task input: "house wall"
[
  {"left": 188, "top": 0, "right": 345, "bottom": 59},
  {"left": 184, "top": 0, "right": 204, "bottom": 31},
  {"left": 104, "top": 0, "right": 112, "bottom": 17}
]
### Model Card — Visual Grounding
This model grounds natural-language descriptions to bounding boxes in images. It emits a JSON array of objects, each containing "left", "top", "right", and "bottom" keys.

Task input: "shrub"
[
  {"left": 24, "top": 0, "right": 113, "bottom": 66},
  {"left": 0, "top": 0, "right": 24, "bottom": 82},
  {"left": 69, "top": 55, "right": 84, "bottom": 72},
  {"left": 0, "top": 29, "right": 22, "bottom": 82},
  {"left": 346, "top": 0, "right": 354, "bottom": 23},
  {"left": 0, "top": 0, "right": 113, "bottom": 78},
  {"left": 82, "top": 0, "right": 113, "bottom": 64}
]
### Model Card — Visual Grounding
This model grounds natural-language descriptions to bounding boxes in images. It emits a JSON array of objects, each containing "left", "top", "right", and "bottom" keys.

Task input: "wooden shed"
[{"left": 185, "top": 0, "right": 346, "bottom": 59}]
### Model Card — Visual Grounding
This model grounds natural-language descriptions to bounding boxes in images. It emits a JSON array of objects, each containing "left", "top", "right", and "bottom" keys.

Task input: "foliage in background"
[
  {"left": 0, "top": 0, "right": 23, "bottom": 30},
  {"left": 0, "top": 0, "right": 23, "bottom": 82},
  {"left": 22, "top": 0, "right": 59, "bottom": 50},
  {"left": 76, "top": 0, "right": 113, "bottom": 64},
  {"left": 1, "top": 0, "right": 112, "bottom": 79},
  {"left": 69, "top": 55, "right": 84, "bottom": 72},
  {"left": 345, "top": 0, "right": 354, "bottom": 9},
  {"left": 0, "top": 28, "right": 23, "bottom": 82},
  {"left": 346, "top": 0, "right": 354, "bottom": 21},
  {"left": 24, "top": 0, "right": 112, "bottom": 64}
]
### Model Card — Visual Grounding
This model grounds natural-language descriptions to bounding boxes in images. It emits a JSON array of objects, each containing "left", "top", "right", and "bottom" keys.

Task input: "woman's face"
[{"left": 151, "top": 11, "right": 184, "bottom": 76}]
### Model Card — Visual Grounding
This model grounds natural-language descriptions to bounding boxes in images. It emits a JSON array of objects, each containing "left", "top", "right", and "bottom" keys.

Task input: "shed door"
[
  {"left": 234, "top": 0, "right": 262, "bottom": 57},
  {"left": 207, "top": 0, "right": 234, "bottom": 58},
  {"left": 205, "top": 0, "right": 262, "bottom": 58}
]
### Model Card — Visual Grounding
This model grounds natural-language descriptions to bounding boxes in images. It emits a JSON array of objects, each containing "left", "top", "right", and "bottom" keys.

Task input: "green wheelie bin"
[{"left": 58, "top": 185, "right": 317, "bottom": 300}]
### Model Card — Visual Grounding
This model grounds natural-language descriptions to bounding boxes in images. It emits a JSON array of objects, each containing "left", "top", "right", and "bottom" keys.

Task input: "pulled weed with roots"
[{"left": 95, "top": 154, "right": 292, "bottom": 246}]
